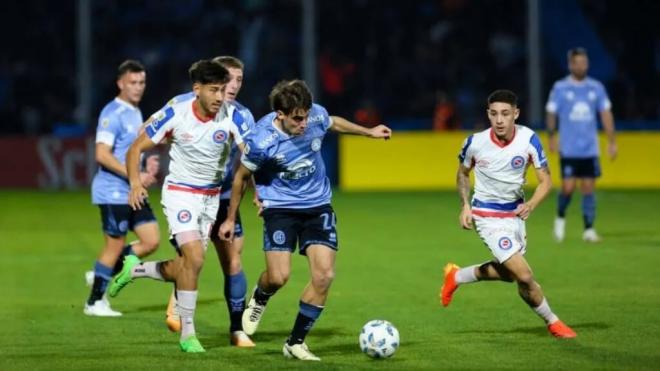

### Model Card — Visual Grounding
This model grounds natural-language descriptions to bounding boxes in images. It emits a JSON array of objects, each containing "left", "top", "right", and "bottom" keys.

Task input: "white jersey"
[
  {"left": 145, "top": 99, "right": 246, "bottom": 190},
  {"left": 458, "top": 125, "right": 547, "bottom": 218}
]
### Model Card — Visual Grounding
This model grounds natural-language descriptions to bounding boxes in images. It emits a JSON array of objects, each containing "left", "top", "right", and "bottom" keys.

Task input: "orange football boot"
[
  {"left": 440, "top": 263, "right": 460, "bottom": 307},
  {"left": 548, "top": 320, "right": 577, "bottom": 338}
]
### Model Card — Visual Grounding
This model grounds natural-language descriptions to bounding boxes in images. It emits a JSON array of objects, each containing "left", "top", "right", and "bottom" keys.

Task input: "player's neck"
[
  {"left": 490, "top": 127, "right": 516, "bottom": 146},
  {"left": 273, "top": 118, "right": 292, "bottom": 136},
  {"left": 116, "top": 95, "right": 138, "bottom": 108},
  {"left": 569, "top": 74, "right": 587, "bottom": 83},
  {"left": 192, "top": 100, "right": 216, "bottom": 122}
]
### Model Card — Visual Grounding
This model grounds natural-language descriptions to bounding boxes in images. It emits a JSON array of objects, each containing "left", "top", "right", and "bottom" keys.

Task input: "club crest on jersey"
[
  {"left": 498, "top": 236, "right": 513, "bottom": 250},
  {"left": 177, "top": 209, "right": 192, "bottom": 223},
  {"left": 213, "top": 130, "right": 228, "bottom": 144},
  {"left": 311, "top": 138, "right": 322, "bottom": 152},
  {"left": 273, "top": 230, "right": 286, "bottom": 245},
  {"left": 510, "top": 156, "right": 525, "bottom": 169}
]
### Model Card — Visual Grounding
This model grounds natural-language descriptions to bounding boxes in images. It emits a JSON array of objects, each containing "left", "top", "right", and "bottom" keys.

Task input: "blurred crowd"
[{"left": 0, "top": 0, "right": 657, "bottom": 135}]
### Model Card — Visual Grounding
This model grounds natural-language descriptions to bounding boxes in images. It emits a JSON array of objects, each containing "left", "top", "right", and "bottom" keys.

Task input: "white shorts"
[
  {"left": 161, "top": 183, "right": 220, "bottom": 248},
  {"left": 473, "top": 216, "right": 527, "bottom": 263}
]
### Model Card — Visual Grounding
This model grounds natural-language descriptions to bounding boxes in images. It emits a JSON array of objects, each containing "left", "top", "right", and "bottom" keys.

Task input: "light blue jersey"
[
  {"left": 91, "top": 97, "right": 144, "bottom": 204},
  {"left": 156, "top": 92, "right": 255, "bottom": 198},
  {"left": 242, "top": 103, "right": 333, "bottom": 209},
  {"left": 545, "top": 76, "right": 611, "bottom": 158}
]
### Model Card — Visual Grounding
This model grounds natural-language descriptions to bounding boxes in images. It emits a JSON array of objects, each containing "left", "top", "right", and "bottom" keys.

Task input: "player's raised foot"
[
  {"left": 283, "top": 342, "right": 320, "bottom": 361},
  {"left": 108, "top": 255, "right": 141, "bottom": 297},
  {"left": 179, "top": 335, "right": 206, "bottom": 353},
  {"left": 230, "top": 330, "right": 256, "bottom": 347},
  {"left": 84, "top": 299, "right": 122, "bottom": 317},
  {"left": 582, "top": 228, "right": 601, "bottom": 243},
  {"left": 242, "top": 287, "right": 266, "bottom": 335},
  {"left": 166, "top": 314, "right": 181, "bottom": 333},
  {"left": 547, "top": 320, "right": 577, "bottom": 339},
  {"left": 165, "top": 295, "right": 181, "bottom": 332},
  {"left": 440, "top": 263, "right": 460, "bottom": 307},
  {"left": 84, "top": 271, "right": 94, "bottom": 287},
  {"left": 553, "top": 217, "right": 566, "bottom": 242}
]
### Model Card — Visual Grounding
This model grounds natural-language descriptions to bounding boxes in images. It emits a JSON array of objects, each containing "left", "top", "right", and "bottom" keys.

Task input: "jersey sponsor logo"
[
  {"left": 498, "top": 236, "right": 512, "bottom": 250},
  {"left": 259, "top": 132, "right": 279, "bottom": 148},
  {"left": 273, "top": 230, "right": 286, "bottom": 245},
  {"left": 280, "top": 159, "right": 316, "bottom": 180},
  {"left": 213, "top": 130, "right": 228, "bottom": 144},
  {"left": 180, "top": 132, "right": 194, "bottom": 143},
  {"left": 510, "top": 156, "right": 525, "bottom": 169},
  {"left": 568, "top": 101, "right": 592, "bottom": 122},
  {"left": 177, "top": 209, "right": 192, "bottom": 223},
  {"left": 308, "top": 114, "right": 325, "bottom": 123},
  {"left": 311, "top": 138, "right": 322, "bottom": 152},
  {"left": 476, "top": 159, "right": 490, "bottom": 168}
]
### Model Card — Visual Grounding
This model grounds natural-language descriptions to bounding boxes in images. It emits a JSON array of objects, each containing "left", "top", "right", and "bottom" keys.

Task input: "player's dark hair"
[
  {"left": 212, "top": 56, "right": 244, "bottom": 71},
  {"left": 567, "top": 47, "right": 588, "bottom": 60},
  {"left": 269, "top": 79, "right": 313, "bottom": 114},
  {"left": 487, "top": 89, "right": 518, "bottom": 107},
  {"left": 189, "top": 59, "right": 230, "bottom": 85},
  {"left": 117, "top": 60, "right": 145, "bottom": 79}
]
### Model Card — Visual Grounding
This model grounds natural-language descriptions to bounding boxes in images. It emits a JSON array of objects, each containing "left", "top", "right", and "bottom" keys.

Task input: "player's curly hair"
[
  {"left": 188, "top": 59, "right": 230, "bottom": 85},
  {"left": 269, "top": 79, "right": 313, "bottom": 114},
  {"left": 487, "top": 89, "right": 518, "bottom": 107}
]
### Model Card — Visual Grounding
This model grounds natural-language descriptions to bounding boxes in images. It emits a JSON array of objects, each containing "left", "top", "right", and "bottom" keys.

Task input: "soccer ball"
[{"left": 359, "top": 320, "right": 400, "bottom": 359}]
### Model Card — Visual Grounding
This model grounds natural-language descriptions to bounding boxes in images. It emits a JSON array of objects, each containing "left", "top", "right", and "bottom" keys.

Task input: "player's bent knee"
[
  {"left": 267, "top": 272, "right": 290, "bottom": 288},
  {"left": 312, "top": 269, "right": 335, "bottom": 291}
]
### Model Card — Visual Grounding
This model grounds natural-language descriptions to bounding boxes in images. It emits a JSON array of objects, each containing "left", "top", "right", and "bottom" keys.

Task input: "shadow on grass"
[{"left": 454, "top": 321, "right": 610, "bottom": 337}]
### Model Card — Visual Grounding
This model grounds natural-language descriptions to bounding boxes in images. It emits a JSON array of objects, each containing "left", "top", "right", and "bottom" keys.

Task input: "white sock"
[
  {"left": 177, "top": 290, "right": 198, "bottom": 340},
  {"left": 533, "top": 298, "right": 559, "bottom": 324},
  {"left": 455, "top": 265, "right": 478, "bottom": 284},
  {"left": 131, "top": 261, "right": 164, "bottom": 280}
]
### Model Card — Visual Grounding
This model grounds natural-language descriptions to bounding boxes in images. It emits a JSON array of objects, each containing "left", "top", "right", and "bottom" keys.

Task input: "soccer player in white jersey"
[
  {"left": 161, "top": 56, "right": 257, "bottom": 347},
  {"left": 546, "top": 47, "right": 617, "bottom": 243},
  {"left": 107, "top": 60, "right": 248, "bottom": 353},
  {"left": 440, "top": 90, "right": 577, "bottom": 339},
  {"left": 219, "top": 80, "right": 392, "bottom": 360},
  {"left": 84, "top": 60, "right": 160, "bottom": 317}
]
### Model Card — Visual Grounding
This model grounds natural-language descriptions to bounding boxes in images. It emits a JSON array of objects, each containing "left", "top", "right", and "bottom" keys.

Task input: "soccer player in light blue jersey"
[
  {"left": 161, "top": 56, "right": 257, "bottom": 347},
  {"left": 546, "top": 48, "right": 617, "bottom": 243},
  {"left": 84, "top": 60, "right": 160, "bottom": 317},
  {"left": 219, "top": 80, "right": 392, "bottom": 360}
]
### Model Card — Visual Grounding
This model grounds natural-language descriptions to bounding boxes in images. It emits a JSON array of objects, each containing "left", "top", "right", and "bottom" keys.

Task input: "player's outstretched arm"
[
  {"left": 219, "top": 164, "right": 253, "bottom": 241},
  {"left": 329, "top": 115, "right": 392, "bottom": 139},
  {"left": 126, "top": 132, "right": 157, "bottom": 210},
  {"left": 456, "top": 164, "right": 473, "bottom": 229},
  {"left": 515, "top": 166, "right": 552, "bottom": 220}
]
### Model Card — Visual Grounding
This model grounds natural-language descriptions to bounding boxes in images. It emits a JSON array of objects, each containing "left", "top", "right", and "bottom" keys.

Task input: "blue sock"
[
  {"left": 112, "top": 245, "right": 135, "bottom": 275},
  {"left": 287, "top": 301, "right": 324, "bottom": 345},
  {"left": 557, "top": 193, "right": 572, "bottom": 218},
  {"left": 224, "top": 271, "right": 247, "bottom": 332},
  {"left": 87, "top": 261, "right": 113, "bottom": 304},
  {"left": 582, "top": 193, "right": 596, "bottom": 229}
]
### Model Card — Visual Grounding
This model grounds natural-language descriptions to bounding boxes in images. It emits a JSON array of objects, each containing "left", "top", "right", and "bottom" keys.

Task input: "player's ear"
[
  {"left": 276, "top": 110, "right": 286, "bottom": 121},
  {"left": 192, "top": 82, "right": 201, "bottom": 97},
  {"left": 514, "top": 108, "right": 520, "bottom": 120}
]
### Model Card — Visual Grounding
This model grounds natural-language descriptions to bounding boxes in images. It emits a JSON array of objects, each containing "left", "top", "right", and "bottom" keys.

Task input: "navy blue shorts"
[
  {"left": 210, "top": 198, "right": 244, "bottom": 239},
  {"left": 560, "top": 157, "right": 601, "bottom": 179},
  {"left": 262, "top": 204, "right": 338, "bottom": 255},
  {"left": 98, "top": 202, "right": 157, "bottom": 237}
]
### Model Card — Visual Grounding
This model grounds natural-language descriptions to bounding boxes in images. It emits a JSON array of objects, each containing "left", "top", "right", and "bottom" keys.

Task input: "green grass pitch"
[{"left": 2, "top": 189, "right": 659, "bottom": 370}]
